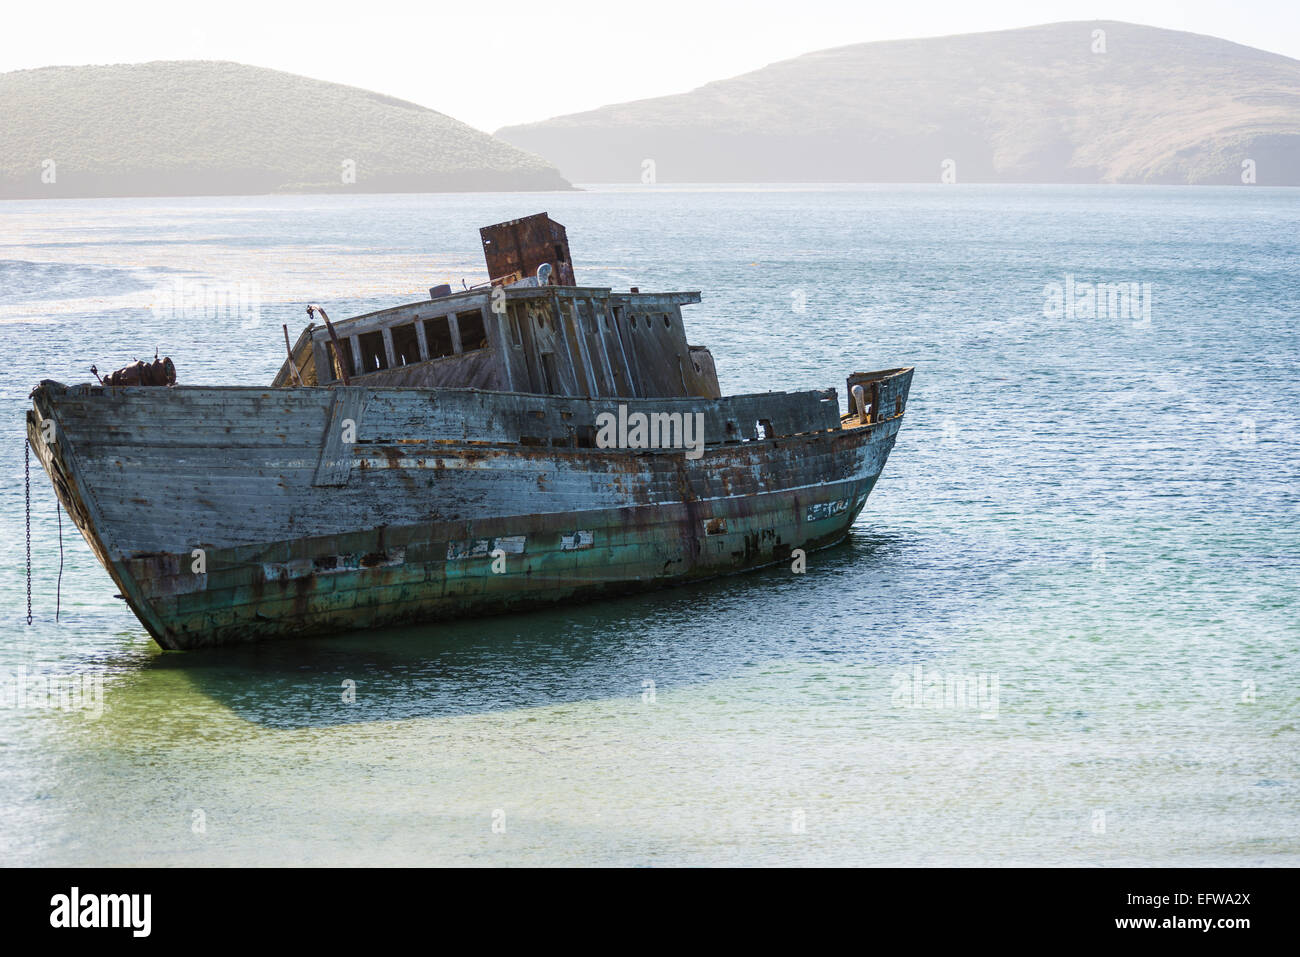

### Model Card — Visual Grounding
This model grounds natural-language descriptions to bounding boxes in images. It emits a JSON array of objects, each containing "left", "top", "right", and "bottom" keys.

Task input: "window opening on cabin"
[
  {"left": 508, "top": 307, "right": 523, "bottom": 347},
  {"left": 540, "top": 353, "right": 559, "bottom": 394},
  {"left": 390, "top": 323, "right": 420, "bottom": 365},
  {"left": 422, "top": 316, "right": 455, "bottom": 358},
  {"left": 458, "top": 311, "right": 487, "bottom": 351},
  {"left": 326, "top": 340, "right": 354, "bottom": 380},
  {"left": 358, "top": 330, "right": 388, "bottom": 372}
]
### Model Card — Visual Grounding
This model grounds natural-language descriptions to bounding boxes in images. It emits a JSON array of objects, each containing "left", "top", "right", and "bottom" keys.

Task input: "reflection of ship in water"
[{"left": 146, "top": 533, "right": 920, "bottom": 730}]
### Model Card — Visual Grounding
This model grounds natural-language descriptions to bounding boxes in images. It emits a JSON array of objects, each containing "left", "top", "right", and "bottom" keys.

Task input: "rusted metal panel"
[
  {"left": 94, "top": 356, "right": 176, "bottom": 387},
  {"left": 480, "top": 212, "right": 576, "bottom": 286}
]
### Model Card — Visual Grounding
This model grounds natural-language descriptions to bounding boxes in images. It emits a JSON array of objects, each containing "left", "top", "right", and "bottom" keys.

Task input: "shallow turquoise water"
[{"left": 0, "top": 185, "right": 1296, "bottom": 865}]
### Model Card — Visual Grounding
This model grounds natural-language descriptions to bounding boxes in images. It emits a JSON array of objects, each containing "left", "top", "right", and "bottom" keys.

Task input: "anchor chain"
[{"left": 25, "top": 438, "right": 32, "bottom": 625}]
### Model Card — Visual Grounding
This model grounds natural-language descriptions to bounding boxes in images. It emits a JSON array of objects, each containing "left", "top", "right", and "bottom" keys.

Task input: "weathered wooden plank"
[
  {"left": 79, "top": 430, "right": 876, "bottom": 557},
  {"left": 313, "top": 389, "right": 366, "bottom": 486}
]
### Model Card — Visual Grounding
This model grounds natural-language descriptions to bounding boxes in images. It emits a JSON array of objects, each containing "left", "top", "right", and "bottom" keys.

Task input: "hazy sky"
[{"left": 3, "top": 1, "right": 1297, "bottom": 132}]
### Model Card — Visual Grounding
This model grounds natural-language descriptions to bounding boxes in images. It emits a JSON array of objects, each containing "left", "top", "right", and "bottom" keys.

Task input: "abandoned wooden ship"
[{"left": 27, "top": 213, "right": 913, "bottom": 649}]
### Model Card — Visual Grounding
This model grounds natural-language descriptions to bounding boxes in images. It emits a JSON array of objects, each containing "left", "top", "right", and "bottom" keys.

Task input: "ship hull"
[{"left": 28, "top": 374, "right": 910, "bottom": 649}]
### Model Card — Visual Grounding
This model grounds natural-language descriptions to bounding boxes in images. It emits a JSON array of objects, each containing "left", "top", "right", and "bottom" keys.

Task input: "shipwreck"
[{"left": 27, "top": 213, "right": 913, "bottom": 649}]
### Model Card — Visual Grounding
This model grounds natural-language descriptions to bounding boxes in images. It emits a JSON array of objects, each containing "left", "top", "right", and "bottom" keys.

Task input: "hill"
[
  {"left": 0, "top": 60, "right": 571, "bottom": 198},
  {"left": 495, "top": 21, "right": 1300, "bottom": 185}
]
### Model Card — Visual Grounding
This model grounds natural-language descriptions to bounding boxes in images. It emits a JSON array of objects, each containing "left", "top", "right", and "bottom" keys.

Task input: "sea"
[{"left": 0, "top": 184, "right": 1296, "bottom": 865}]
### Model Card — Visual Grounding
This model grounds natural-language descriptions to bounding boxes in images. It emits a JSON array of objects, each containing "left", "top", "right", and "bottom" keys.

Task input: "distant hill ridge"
[
  {"left": 495, "top": 20, "right": 1300, "bottom": 185},
  {"left": 0, "top": 60, "right": 571, "bottom": 199}
]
